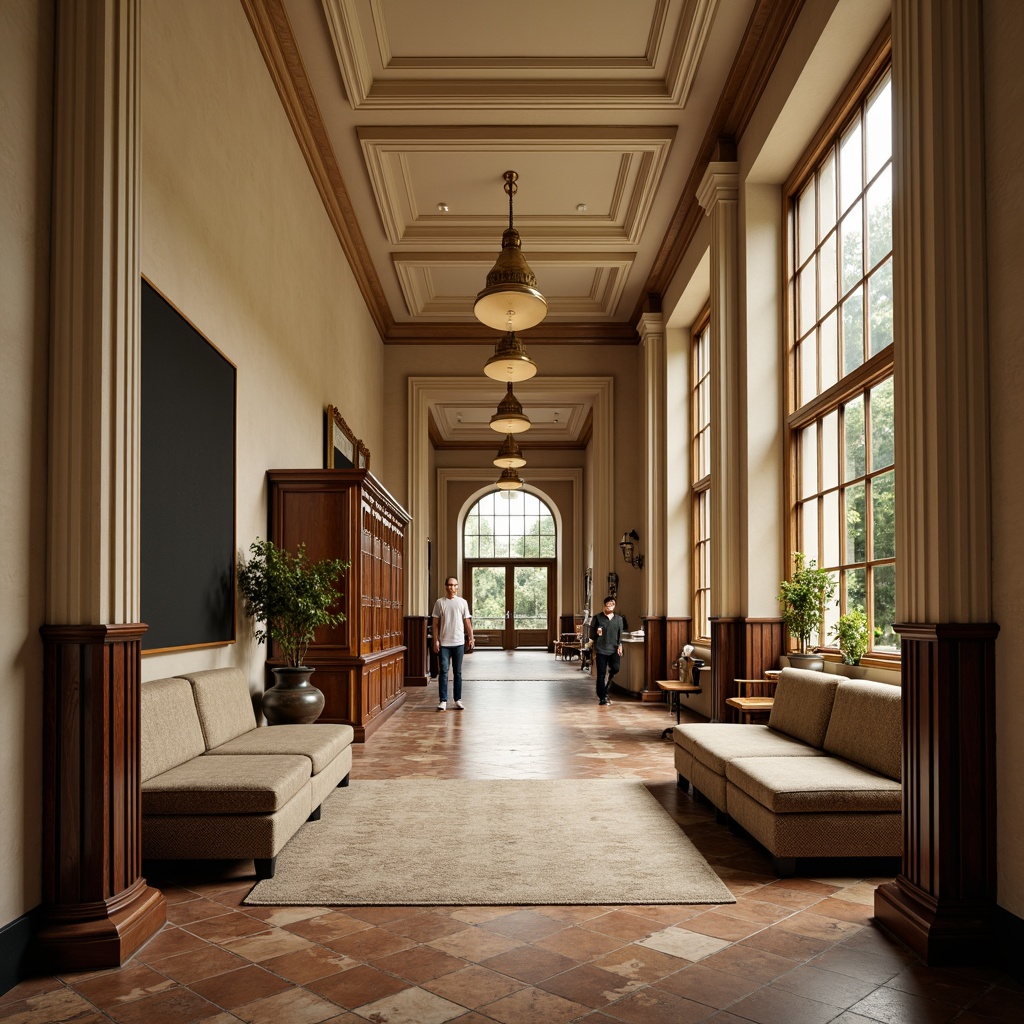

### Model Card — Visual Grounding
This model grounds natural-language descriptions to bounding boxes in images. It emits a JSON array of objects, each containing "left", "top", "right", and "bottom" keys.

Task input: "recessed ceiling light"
[
  {"left": 576, "top": 203, "right": 588, "bottom": 212},
  {"left": 437, "top": 203, "right": 449, "bottom": 213}
]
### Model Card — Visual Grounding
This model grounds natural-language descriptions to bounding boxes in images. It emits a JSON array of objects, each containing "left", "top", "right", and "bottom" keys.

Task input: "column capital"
[
  {"left": 696, "top": 161, "right": 739, "bottom": 215},
  {"left": 637, "top": 311, "right": 665, "bottom": 345}
]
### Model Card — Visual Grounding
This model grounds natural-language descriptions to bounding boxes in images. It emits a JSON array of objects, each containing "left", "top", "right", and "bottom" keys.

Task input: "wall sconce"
[{"left": 620, "top": 529, "right": 643, "bottom": 569}]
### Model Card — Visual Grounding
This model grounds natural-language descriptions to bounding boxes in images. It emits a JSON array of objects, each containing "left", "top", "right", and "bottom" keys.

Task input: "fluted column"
[
  {"left": 874, "top": 0, "right": 997, "bottom": 965},
  {"left": 37, "top": 0, "right": 165, "bottom": 970},
  {"left": 696, "top": 158, "right": 745, "bottom": 719}
]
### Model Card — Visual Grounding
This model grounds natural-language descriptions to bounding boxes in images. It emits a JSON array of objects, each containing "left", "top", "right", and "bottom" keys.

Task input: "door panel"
[{"left": 467, "top": 561, "right": 553, "bottom": 649}]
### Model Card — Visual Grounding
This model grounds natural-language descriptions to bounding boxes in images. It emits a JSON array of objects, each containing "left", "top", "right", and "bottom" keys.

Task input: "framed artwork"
[{"left": 326, "top": 405, "right": 370, "bottom": 470}]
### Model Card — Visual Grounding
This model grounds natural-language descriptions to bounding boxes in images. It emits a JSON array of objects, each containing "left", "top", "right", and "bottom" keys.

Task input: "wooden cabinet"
[{"left": 267, "top": 469, "right": 410, "bottom": 741}]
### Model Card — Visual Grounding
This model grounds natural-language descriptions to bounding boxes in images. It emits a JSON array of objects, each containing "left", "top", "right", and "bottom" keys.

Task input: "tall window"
[
  {"left": 787, "top": 60, "right": 897, "bottom": 656},
  {"left": 692, "top": 311, "right": 712, "bottom": 641},
  {"left": 464, "top": 491, "right": 555, "bottom": 559}
]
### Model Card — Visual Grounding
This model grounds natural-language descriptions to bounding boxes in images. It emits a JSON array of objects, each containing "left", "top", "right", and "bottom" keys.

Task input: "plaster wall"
[
  {"left": 985, "top": 0, "right": 1024, "bottom": 920},
  {"left": 0, "top": 0, "right": 52, "bottom": 928},
  {"left": 138, "top": 0, "right": 385, "bottom": 685}
]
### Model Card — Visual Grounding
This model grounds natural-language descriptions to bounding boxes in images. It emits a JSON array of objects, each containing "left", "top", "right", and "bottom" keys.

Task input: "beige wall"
[
  {"left": 986, "top": 0, "right": 1024, "bottom": 920},
  {"left": 138, "top": 0, "right": 385, "bottom": 685},
  {"left": 0, "top": 0, "right": 52, "bottom": 927}
]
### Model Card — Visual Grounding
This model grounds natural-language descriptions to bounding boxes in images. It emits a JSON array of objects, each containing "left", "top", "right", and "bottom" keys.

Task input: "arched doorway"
[{"left": 463, "top": 490, "right": 556, "bottom": 649}]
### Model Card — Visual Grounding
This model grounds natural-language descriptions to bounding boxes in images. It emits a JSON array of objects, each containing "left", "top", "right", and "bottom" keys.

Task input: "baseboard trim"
[
  {"left": 0, "top": 909, "right": 35, "bottom": 997},
  {"left": 995, "top": 905, "right": 1024, "bottom": 984}
]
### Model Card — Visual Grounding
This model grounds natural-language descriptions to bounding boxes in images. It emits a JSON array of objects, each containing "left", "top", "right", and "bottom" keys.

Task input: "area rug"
[{"left": 244, "top": 779, "right": 735, "bottom": 906}]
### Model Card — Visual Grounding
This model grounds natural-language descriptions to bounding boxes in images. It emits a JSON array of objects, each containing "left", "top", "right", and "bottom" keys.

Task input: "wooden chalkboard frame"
[{"left": 141, "top": 277, "right": 237, "bottom": 653}]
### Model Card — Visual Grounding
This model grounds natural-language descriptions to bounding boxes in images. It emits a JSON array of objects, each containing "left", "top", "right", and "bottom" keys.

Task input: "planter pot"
[
  {"left": 262, "top": 666, "right": 325, "bottom": 725},
  {"left": 786, "top": 652, "right": 825, "bottom": 672}
]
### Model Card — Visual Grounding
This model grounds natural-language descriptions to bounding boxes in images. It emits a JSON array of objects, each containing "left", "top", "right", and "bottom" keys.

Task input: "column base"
[
  {"left": 875, "top": 876, "right": 994, "bottom": 966},
  {"left": 34, "top": 877, "right": 166, "bottom": 972}
]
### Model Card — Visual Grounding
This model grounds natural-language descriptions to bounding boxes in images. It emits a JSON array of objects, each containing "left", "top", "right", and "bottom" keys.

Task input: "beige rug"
[{"left": 244, "top": 779, "right": 735, "bottom": 906}]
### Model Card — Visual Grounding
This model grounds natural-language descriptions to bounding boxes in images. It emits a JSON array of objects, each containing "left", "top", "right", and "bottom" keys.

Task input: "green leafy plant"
[
  {"left": 777, "top": 552, "right": 837, "bottom": 654},
  {"left": 237, "top": 538, "right": 349, "bottom": 667},
  {"left": 830, "top": 610, "right": 871, "bottom": 665}
]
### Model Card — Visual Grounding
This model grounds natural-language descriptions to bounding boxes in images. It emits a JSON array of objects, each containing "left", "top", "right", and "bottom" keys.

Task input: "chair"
[
  {"left": 658, "top": 649, "right": 708, "bottom": 738},
  {"left": 727, "top": 674, "right": 779, "bottom": 722}
]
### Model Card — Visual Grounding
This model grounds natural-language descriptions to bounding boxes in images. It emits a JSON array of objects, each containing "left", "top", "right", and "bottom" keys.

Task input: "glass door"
[{"left": 468, "top": 562, "right": 553, "bottom": 649}]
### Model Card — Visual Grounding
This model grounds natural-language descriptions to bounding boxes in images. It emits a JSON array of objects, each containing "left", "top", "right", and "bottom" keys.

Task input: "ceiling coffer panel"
[{"left": 323, "top": 0, "right": 722, "bottom": 109}]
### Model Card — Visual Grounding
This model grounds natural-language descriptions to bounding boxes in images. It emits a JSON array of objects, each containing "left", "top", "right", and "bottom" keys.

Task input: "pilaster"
[
  {"left": 638, "top": 312, "right": 667, "bottom": 619},
  {"left": 876, "top": 0, "right": 997, "bottom": 964}
]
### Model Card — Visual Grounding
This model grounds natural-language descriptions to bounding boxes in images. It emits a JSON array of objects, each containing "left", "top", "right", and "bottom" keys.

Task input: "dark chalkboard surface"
[{"left": 141, "top": 279, "right": 236, "bottom": 651}]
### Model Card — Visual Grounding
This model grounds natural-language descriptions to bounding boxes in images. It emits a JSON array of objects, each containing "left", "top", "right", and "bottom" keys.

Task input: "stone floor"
[{"left": 3, "top": 651, "right": 1021, "bottom": 1023}]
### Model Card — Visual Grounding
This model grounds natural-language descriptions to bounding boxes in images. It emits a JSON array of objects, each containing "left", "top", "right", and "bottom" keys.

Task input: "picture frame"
[{"left": 326, "top": 405, "right": 370, "bottom": 470}]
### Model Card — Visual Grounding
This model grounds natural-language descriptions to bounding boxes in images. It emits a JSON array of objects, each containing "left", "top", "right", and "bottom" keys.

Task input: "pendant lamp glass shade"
[
  {"left": 490, "top": 382, "right": 531, "bottom": 433},
  {"left": 484, "top": 331, "right": 537, "bottom": 382},
  {"left": 493, "top": 433, "right": 526, "bottom": 469},
  {"left": 495, "top": 467, "right": 524, "bottom": 490},
  {"left": 474, "top": 171, "right": 548, "bottom": 333}
]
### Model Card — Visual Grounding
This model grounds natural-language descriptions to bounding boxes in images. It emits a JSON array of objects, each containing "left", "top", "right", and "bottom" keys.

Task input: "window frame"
[
  {"left": 782, "top": 30, "right": 898, "bottom": 668},
  {"left": 691, "top": 306, "right": 712, "bottom": 643}
]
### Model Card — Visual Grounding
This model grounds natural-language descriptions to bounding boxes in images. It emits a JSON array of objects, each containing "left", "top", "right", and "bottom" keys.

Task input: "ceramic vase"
[{"left": 262, "top": 666, "right": 325, "bottom": 725}]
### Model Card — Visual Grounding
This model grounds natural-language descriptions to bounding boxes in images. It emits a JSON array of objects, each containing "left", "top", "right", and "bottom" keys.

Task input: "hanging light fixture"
[
  {"left": 483, "top": 330, "right": 537, "bottom": 382},
  {"left": 474, "top": 170, "right": 547, "bottom": 333},
  {"left": 490, "top": 382, "right": 531, "bottom": 433},
  {"left": 495, "top": 466, "right": 524, "bottom": 490},
  {"left": 493, "top": 433, "right": 526, "bottom": 469}
]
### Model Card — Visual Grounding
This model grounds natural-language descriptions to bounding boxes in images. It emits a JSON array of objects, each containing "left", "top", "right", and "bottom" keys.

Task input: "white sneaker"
[
  {"left": 437, "top": 701, "right": 447, "bottom": 711},
  {"left": 454, "top": 699, "right": 465, "bottom": 710}
]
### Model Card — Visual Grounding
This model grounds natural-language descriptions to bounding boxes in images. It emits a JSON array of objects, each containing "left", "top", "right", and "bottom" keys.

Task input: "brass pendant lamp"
[
  {"left": 490, "top": 382, "right": 531, "bottom": 433},
  {"left": 495, "top": 467, "right": 524, "bottom": 490},
  {"left": 493, "top": 433, "right": 526, "bottom": 469},
  {"left": 484, "top": 330, "right": 537, "bottom": 382},
  {"left": 474, "top": 171, "right": 548, "bottom": 333}
]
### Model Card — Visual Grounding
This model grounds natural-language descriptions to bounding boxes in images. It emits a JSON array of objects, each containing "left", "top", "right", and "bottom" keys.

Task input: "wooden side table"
[
  {"left": 725, "top": 695, "right": 775, "bottom": 723},
  {"left": 656, "top": 679, "right": 702, "bottom": 738}
]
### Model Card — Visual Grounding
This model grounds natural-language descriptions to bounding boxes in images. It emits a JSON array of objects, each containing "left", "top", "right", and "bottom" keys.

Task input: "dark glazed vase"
[{"left": 262, "top": 666, "right": 325, "bottom": 725}]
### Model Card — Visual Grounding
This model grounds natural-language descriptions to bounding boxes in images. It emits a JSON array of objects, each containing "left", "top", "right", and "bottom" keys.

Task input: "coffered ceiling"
[{"left": 243, "top": 0, "right": 803, "bottom": 444}]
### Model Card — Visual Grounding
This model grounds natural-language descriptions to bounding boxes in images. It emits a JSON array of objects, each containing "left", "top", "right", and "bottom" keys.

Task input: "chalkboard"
[{"left": 141, "top": 279, "right": 236, "bottom": 652}]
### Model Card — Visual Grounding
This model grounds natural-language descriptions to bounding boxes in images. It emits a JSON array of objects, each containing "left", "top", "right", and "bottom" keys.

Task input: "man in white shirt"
[{"left": 431, "top": 577, "right": 474, "bottom": 711}]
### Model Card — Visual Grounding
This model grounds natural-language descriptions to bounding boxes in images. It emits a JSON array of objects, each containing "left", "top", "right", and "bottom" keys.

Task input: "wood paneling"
[
  {"left": 710, "top": 617, "right": 745, "bottom": 721},
  {"left": 36, "top": 625, "right": 166, "bottom": 970},
  {"left": 874, "top": 622, "right": 998, "bottom": 965},
  {"left": 404, "top": 615, "right": 429, "bottom": 686},
  {"left": 641, "top": 616, "right": 667, "bottom": 697},
  {"left": 268, "top": 470, "right": 411, "bottom": 741},
  {"left": 745, "top": 618, "right": 785, "bottom": 680}
]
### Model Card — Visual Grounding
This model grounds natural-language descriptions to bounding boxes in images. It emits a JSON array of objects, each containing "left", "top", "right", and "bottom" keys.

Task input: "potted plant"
[
  {"left": 777, "top": 552, "right": 837, "bottom": 671},
  {"left": 237, "top": 537, "right": 349, "bottom": 724},
  {"left": 830, "top": 609, "right": 870, "bottom": 665}
]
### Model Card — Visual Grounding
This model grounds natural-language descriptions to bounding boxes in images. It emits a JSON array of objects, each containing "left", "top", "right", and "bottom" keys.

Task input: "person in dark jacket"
[{"left": 589, "top": 596, "right": 626, "bottom": 705}]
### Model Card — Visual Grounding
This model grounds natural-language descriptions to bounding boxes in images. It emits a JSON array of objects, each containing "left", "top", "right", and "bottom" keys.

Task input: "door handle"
[{"left": 506, "top": 610, "right": 511, "bottom": 620}]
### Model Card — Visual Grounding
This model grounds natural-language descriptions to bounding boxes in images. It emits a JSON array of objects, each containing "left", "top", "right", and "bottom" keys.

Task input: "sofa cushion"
[
  {"left": 767, "top": 669, "right": 841, "bottom": 748},
  {"left": 823, "top": 680, "right": 902, "bottom": 781},
  {"left": 726, "top": 755, "right": 902, "bottom": 814},
  {"left": 142, "top": 754, "right": 310, "bottom": 815},
  {"left": 674, "top": 722, "right": 826, "bottom": 776},
  {"left": 209, "top": 723, "right": 354, "bottom": 774},
  {"left": 180, "top": 668, "right": 257, "bottom": 749},
  {"left": 141, "top": 678, "right": 206, "bottom": 782}
]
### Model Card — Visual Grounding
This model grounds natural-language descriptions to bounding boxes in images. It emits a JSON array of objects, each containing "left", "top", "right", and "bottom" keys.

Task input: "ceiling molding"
[
  {"left": 322, "top": 0, "right": 721, "bottom": 110},
  {"left": 240, "top": 0, "right": 391, "bottom": 339}
]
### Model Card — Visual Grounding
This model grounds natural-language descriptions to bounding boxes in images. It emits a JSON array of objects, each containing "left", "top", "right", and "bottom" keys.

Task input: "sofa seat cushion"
[
  {"left": 180, "top": 668, "right": 258, "bottom": 749},
  {"left": 767, "top": 669, "right": 840, "bottom": 748},
  {"left": 674, "top": 723, "right": 826, "bottom": 776},
  {"left": 143, "top": 754, "right": 310, "bottom": 815},
  {"left": 141, "top": 678, "right": 207, "bottom": 782},
  {"left": 726, "top": 755, "right": 902, "bottom": 814},
  {"left": 209, "top": 723, "right": 354, "bottom": 775},
  {"left": 823, "top": 680, "right": 902, "bottom": 781}
]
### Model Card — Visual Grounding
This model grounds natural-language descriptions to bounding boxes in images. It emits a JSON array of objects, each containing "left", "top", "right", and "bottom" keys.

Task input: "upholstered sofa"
[
  {"left": 674, "top": 667, "right": 902, "bottom": 874},
  {"left": 141, "top": 667, "right": 353, "bottom": 878}
]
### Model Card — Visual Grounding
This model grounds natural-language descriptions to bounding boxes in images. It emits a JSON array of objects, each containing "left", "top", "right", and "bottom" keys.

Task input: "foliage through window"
[
  {"left": 464, "top": 491, "right": 556, "bottom": 559},
  {"left": 787, "top": 62, "right": 897, "bottom": 657}
]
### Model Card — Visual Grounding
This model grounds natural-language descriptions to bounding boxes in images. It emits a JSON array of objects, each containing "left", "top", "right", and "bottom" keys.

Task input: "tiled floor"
[{"left": 4, "top": 651, "right": 1021, "bottom": 1023}]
